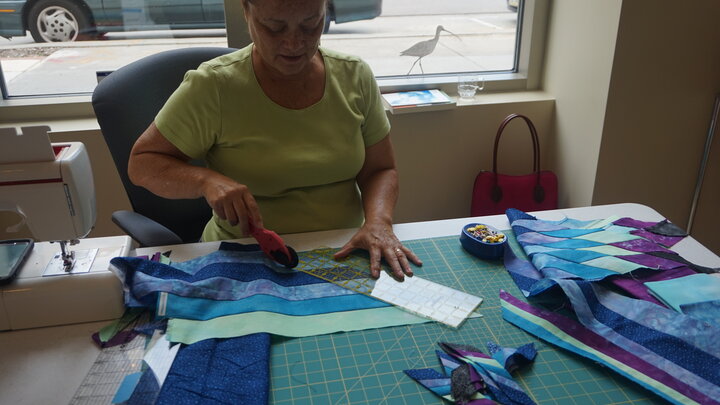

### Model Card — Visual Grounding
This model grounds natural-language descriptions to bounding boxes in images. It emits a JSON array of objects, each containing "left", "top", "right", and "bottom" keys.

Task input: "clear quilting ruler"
[
  {"left": 296, "top": 249, "right": 482, "bottom": 328},
  {"left": 69, "top": 334, "right": 146, "bottom": 404}
]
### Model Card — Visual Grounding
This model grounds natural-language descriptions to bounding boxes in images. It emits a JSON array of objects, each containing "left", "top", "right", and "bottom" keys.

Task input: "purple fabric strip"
[
  {"left": 92, "top": 330, "right": 139, "bottom": 348},
  {"left": 613, "top": 218, "right": 658, "bottom": 229},
  {"left": 630, "top": 229, "right": 684, "bottom": 248},
  {"left": 616, "top": 254, "right": 686, "bottom": 270},
  {"left": 500, "top": 291, "right": 716, "bottom": 404},
  {"left": 607, "top": 267, "right": 697, "bottom": 305},
  {"left": 610, "top": 239, "right": 675, "bottom": 254}
]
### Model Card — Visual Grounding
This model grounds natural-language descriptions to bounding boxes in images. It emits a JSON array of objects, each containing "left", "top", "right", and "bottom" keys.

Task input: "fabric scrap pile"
[
  {"left": 501, "top": 208, "right": 720, "bottom": 405},
  {"left": 105, "top": 242, "right": 430, "bottom": 404},
  {"left": 404, "top": 341, "right": 537, "bottom": 404}
]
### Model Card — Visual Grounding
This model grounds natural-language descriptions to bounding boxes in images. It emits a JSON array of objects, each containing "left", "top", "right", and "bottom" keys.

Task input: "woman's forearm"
[
  {"left": 128, "top": 151, "right": 218, "bottom": 199},
  {"left": 357, "top": 166, "right": 398, "bottom": 226}
]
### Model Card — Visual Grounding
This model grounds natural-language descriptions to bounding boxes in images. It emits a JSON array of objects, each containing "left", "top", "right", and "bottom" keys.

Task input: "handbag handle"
[{"left": 490, "top": 113, "right": 546, "bottom": 203}]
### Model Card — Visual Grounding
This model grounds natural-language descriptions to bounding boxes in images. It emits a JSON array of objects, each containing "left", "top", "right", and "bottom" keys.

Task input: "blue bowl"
[{"left": 460, "top": 223, "right": 507, "bottom": 260}]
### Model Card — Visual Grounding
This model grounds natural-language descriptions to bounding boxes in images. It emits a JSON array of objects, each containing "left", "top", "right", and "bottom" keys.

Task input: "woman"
[{"left": 128, "top": 0, "right": 421, "bottom": 280}]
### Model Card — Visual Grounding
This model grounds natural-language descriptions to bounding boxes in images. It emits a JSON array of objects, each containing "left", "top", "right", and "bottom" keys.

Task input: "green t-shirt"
[{"left": 155, "top": 45, "right": 391, "bottom": 240}]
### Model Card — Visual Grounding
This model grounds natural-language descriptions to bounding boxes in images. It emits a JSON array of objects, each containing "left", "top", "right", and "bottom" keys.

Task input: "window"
[{"left": 0, "top": 0, "right": 546, "bottom": 101}]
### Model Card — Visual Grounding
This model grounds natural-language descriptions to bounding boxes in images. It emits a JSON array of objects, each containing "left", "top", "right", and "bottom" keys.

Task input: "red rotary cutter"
[{"left": 248, "top": 221, "right": 299, "bottom": 268}]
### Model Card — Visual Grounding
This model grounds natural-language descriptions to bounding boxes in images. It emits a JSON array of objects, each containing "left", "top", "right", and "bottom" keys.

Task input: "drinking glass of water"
[{"left": 458, "top": 75, "right": 484, "bottom": 100}]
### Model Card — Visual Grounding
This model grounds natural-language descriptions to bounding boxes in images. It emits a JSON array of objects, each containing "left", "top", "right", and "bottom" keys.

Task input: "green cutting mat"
[{"left": 269, "top": 234, "right": 663, "bottom": 405}]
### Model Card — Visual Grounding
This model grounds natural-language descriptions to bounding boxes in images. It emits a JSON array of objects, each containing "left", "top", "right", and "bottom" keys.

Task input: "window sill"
[
  {"left": 0, "top": 95, "right": 96, "bottom": 125},
  {"left": 382, "top": 89, "right": 554, "bottom": 114},
  {"left": 1, "top": 90, "right": 554, "bottom": 130}
]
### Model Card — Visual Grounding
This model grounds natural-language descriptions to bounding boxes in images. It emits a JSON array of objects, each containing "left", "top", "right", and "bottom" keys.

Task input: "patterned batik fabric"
[
  {"left": 503, "top": 208, "right": 717, "bottom": 300},
  {"left": 156, "top": 335, "right": 270, "bottom": 405},
  {"left": 107, "top": 242, "right": 404, "bottom": 405},
  {"left": 404, "top": 341, "right": 537, "bottom": 405},
  {"left": 502, "top": 209, "right": 720, "bottom": 405},
  {"left": 110, "top": 242, "right": 393, "bottom": 316},
  {"left": 501, "top": 290, "right": 720, "bottom": 405}
]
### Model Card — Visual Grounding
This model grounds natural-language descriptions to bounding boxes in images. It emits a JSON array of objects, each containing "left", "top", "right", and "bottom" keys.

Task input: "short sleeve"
[
  {"left": 358, "top": 61, "right": 391, "bottom": 147},
  {"left": 155, "top": 65, "right": 221, "bottom": 159}
]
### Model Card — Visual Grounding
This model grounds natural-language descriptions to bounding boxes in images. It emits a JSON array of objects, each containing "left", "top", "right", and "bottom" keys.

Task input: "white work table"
[{"left": 1, "top": 203, "right": 718, "bottom": 405}]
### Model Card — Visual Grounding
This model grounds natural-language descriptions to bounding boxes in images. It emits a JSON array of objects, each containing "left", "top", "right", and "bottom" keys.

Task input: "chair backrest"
[{"left": 92, "top": 47, "right": 235, "bottom": 243}]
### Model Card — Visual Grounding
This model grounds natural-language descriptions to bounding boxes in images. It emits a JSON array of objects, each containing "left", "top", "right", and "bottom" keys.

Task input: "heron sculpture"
[{"left": 400, "top": 25, "right": 460, "bottom": 75}]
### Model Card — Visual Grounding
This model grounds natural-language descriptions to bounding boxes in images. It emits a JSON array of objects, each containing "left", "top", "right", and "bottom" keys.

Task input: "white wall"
[
  {"left": 593, "top": 0, "right": 720, "bottom": 253},
  {"left": 541, "top": 0, "right": 623, "bottom": 208},
  {"left": 390, "top": 93, "right": 555, "bottom": 223}
]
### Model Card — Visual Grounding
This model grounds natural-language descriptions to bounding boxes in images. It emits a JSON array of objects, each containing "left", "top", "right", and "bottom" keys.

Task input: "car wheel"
[{"left": 28, "top": 0, "right": 95, "bottom": 42}]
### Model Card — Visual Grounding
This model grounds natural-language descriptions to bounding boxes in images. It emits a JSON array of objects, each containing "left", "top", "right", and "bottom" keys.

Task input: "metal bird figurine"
[{"left": 400, "top": 25, "right": 460, "bottom": 75}]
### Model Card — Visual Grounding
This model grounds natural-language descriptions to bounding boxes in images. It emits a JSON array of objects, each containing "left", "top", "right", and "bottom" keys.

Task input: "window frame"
[{"left": 0, "top": 0, "right": 548, "bottom": 118}]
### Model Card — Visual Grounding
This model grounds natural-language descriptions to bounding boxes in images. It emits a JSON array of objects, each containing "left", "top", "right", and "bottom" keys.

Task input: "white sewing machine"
[{"left": 0, "top": 126, "right": 130, "bottom": 330}]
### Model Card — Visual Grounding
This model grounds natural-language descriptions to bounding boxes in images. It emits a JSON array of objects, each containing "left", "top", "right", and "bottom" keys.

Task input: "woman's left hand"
[{"left": 333, "top": 221, "right": 423, "bottom": 281}]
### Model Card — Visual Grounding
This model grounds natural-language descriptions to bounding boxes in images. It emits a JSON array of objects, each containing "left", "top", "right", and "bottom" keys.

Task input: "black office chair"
[{"left": 92, "top": 47, "right": 236, "bottom": 247}]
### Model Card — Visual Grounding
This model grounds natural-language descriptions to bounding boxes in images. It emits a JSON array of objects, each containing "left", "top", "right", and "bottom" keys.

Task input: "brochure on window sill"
[{"left": 381, "top": 89, "right": 456, "bottom": 114}]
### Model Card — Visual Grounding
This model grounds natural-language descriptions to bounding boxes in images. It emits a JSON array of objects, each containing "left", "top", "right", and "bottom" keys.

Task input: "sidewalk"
[{"left": 1, "top": 13, "right": 517, "bottom": 95}]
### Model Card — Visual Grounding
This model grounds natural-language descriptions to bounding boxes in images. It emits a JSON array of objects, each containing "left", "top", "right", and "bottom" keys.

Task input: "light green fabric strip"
[
  {"left": 583, "top": 256, "right": 643, "bottom": 274},
  {"left": 98, "top": 307, "right": 144, "bottom": 342},
  {"left": 580, "top": 245, "right": 640, "bottom": 256},
  {"left": 166, "top": 307, "right": 434, "bottom": 344},
  {"left": 582, "top": 216, "right": 621, "bottom": 229}
]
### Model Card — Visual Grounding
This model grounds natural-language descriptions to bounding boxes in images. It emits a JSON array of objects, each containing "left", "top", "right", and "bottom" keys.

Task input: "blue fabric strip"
[
  {"left": 405, "top": 340, "right": 536, "bottom": 405},
  {"left": 532, "top": 254, "right": 615, "bottom": 279},
  {"left": 503, "top": 208, "right": 720, "bottom": 405},
  {"left": 570, "top": 281, "right": 720, "bottom": 386},
  {"left": 126, "top": 366, "right": 160, "bottom": 405},
  {"left": 156, "top": 334, "right": 270, "bottom": 405},
  {"left": 500, "top": 292, "right": 718, "bottom": 405},
  {"left": 128, "top": 272, "right": 355, "bottom": 305},
  {"left": 160, "top": 292, "right": 388, "bottom": 320},
  {"left": 503, "top": 247, "right": 542, "bottom": 296},
  {"left": 681, "top": 300, "right": 720, "bottom": 325},
  {"left": 112, "top": 257, "right": 324, "bottom": 286},
  {"left": 555, "top": 280, "right": 720, "bottom": 400}
]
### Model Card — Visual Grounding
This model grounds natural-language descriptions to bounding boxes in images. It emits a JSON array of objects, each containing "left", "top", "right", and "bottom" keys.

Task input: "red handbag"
[{"left": 471, "top": 113, "right": 558, "bottom": 216}]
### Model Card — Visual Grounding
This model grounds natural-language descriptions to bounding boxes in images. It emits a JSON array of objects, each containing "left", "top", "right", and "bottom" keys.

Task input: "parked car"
[
  {"left": 507, "top": 0, "right": 518, "bottom": 12},
  {"left": 0, "top": 0, "right": 382, "bottom": 42}
]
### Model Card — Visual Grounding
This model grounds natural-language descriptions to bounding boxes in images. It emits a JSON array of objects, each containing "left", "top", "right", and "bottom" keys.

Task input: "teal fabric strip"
[
  {"left": 166, "top": 307, "right": 433, "bottom": 344},
  {"left": 645, "top": 274, "right": 720, "bottom": 312},
  {"left": 159, "top": 291, "right": 388, "bottom": 320},
  {"left": 539, "top": 228, "right": 603, "bottom": 238},
  {"left": 533, "top": 254, "right": 615, "bottom": 279},
  {"left": 543, "top": 239, "right": 603, "bottom": 249}
]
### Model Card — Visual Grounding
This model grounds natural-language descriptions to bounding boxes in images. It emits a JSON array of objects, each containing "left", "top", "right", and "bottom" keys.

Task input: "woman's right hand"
[
  {"left": 201, "top": 173, "right": 263, "bottom": 235},
  {"left": 129, "top": 122, "right": 263, "bottom": 236}
]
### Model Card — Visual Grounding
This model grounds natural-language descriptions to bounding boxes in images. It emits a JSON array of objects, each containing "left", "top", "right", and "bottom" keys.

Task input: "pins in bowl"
[{"left": 460, "top": 223, "right": 507, "bottom": 259}]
